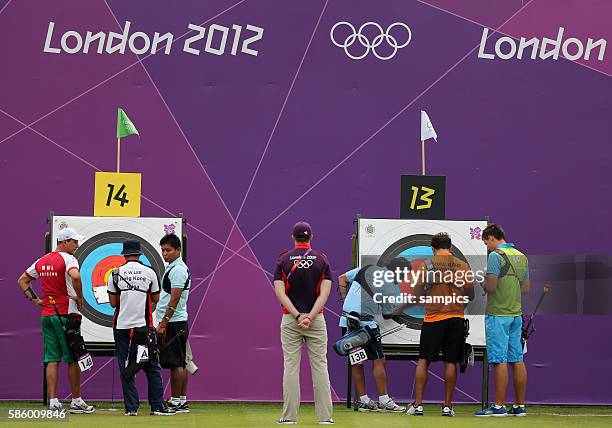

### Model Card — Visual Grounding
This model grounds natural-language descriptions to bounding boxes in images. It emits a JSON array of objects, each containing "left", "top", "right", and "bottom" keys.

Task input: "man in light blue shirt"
[
  {"left": 339, "top": 268, "right": 381, "bottom": 330},
  {"left": 156, "top": 234, "right": 191, "bottom": 413},
  {"left": 337, "top": 258, "right": 410, "bottom": 413},
  {"left": 475, "top": 224, "right": 529, "bottom": 418}
]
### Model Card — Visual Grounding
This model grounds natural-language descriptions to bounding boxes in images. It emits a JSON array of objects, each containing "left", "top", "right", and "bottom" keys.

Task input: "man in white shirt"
[{"left": 107, "top": 240, "right": 175, "bottom": 417}]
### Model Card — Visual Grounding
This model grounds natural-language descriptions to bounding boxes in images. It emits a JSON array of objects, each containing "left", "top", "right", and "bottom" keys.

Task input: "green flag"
[{"left": 116, "top": 108, "right": 139, "bottom": 139}]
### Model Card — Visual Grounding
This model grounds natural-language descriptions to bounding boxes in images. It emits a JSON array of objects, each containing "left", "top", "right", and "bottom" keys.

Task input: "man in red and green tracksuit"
[{"left": 17, "top": 227, "right": 95, "bottom": 414}]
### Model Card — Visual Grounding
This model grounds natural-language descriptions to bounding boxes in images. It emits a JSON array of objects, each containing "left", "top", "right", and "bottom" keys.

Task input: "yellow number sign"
[
  {"left": 409, "top": 186, "right": 435, "bottom": 210},
  {"left": 94, "top": 172, "right": 141, "bottom": 217},
  {"left": 400, "top": 175, "right": 445, "bottom": 219}
]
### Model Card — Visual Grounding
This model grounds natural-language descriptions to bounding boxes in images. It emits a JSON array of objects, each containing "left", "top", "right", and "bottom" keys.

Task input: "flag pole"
[
  {"left": 421, "top": 140, "right": 425, "bottom": 175},
  {"left": 117, "top": 137, "right": 121, "bottom": 172}
]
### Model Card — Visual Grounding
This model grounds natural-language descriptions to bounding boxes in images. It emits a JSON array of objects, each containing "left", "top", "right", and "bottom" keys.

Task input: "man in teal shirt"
[
  {"left": 156, "top": 234, "right": 191, "bottom": 413},
  {"left": 475, "top": 224, "right": 529, "bottom": 418}
]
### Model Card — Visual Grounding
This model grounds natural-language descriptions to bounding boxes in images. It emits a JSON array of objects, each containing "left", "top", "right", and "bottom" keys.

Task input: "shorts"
[
  {"left": 363, "top": 327, "right": 385, "bottom": 361},
  {"left": 159, "top": 321, "right": 188, "bottom": 369},
  {"left": 485, "top": 315, "right": 523, "bottom": 363},
  {"left": 41, "top": 316, "right": 73, "bottom": 363},
  {"left": 419, "top": 317, "right": 464, "bottom": 363}
]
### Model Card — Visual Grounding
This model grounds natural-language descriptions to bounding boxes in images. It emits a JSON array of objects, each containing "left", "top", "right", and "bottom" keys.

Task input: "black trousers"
[{"left": 114, "top": 328, "right": 165, "bottom": 412}]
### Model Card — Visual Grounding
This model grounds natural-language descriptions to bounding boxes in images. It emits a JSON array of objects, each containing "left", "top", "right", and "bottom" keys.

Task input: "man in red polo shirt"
[
  {"left": 17, "top": 227, "right": 94, "bottom": 414},
  {"left": 274, "top": 222, "right": 334, "bottom": 425}
]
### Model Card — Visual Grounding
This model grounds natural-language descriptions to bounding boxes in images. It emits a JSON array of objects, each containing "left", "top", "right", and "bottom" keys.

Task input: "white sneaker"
[
  {"left": 319, "top": 419, "right": 334, "bottom": 425},
  {"left": 48, "top": 402, "right": 63, "bottom": 411},
  {"left": 441, "top": 405, "right": 455, "bottom": 417},
  {"left": 277, "top": 419, "right": 297, "bottom": 425},
  {"left": 69, "top": 401, "right": 95, "bottom": 414},
  {"left": 356, "top": 400, "right": 379, "bottom": 412},
  {"left": 406, "top": 402, "right": 424, "bottom": 416},
  {"left": 378, "top": 398, "right": 406, "bottom": 413}
]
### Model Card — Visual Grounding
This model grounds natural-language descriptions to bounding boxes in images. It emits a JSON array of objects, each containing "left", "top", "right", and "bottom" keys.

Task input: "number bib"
[
  {"left": 77, "top": 353, "right": 93, "bottom": 372},
  {"left": 349, "top": 347, "right": 367, "bottom": 366},
  {"left": 136, "top": 344, "right": 149, "bottom": 363}
]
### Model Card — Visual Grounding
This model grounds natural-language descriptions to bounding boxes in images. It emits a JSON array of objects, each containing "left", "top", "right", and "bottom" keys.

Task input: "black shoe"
[
  {"left": 175, "top": 403, "right": 190, "bottom": 413},
  {"left": 151, "top": 407, "right": 176, "bottom": 416},
  {"left": 441, "top": 405, "right": 455, "bottom": 417},
  {"left": 166, "top": 400, "right": 180, "bottom": 409}
]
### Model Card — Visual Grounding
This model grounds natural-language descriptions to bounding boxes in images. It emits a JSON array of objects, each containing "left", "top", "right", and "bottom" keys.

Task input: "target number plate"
[
  {"left": 94, "top": 172, "right": 141, "bottom": 217},
  {"left": 400, "top": 175, "right": 445, "bottom": 219}
]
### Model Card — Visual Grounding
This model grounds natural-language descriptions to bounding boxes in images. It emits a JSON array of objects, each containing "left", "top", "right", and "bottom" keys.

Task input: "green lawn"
[{"left": 1, "top": 402, "right": 611, "bottom": 427}]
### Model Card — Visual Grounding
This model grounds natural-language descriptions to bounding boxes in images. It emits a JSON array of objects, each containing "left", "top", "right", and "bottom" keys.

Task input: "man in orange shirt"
[{"left": 406, "top": 233, "right": 474, "bottom": 417}]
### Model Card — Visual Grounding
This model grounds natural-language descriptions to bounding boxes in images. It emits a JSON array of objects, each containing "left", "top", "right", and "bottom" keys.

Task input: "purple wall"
[{"left": 1, "top": 0, "right": 611, "bottom": 404}]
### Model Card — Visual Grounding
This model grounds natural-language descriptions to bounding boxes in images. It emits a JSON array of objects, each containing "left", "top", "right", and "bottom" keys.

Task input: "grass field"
[{"left": 1, "top": 402, "right": 612, "bottom": 427}]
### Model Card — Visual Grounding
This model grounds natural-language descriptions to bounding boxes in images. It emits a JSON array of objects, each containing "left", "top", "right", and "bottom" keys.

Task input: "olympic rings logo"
[
  {"left": 293, "top": 259, "right": 314, "bottom": 269},
  {"left": 330, "top": 21, "right": 412, "bottom": 60}
]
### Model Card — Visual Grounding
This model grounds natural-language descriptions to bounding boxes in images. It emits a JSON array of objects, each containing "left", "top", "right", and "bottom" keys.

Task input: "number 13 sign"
[
  {"left": 400, "top": 175, "right": 445, "bottom": 220},
  {"left": 94, "top": 172, "right": 141, "bottom": 217}
]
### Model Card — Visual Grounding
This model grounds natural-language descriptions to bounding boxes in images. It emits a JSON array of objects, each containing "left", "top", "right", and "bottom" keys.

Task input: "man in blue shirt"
[
  {"left": 156, "top": 234, "right": 191, "bottom": 413},
  {"left": 337, "top": 259, "right": 410, "bottom": 413}
]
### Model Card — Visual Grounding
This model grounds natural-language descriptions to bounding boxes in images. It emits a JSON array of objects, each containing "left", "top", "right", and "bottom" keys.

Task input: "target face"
[
  {"left": 76, "top": 232, "right": 165, "bottom": 327},
  {"left": 358, "top": 219, "right": 488, "bottom": 346},
  {"left": 51, "top": 216, "right": 182, "bottom": 343}
]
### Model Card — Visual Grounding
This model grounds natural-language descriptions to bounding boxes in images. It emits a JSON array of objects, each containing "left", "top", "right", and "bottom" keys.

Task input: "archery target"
[
  {"left": 51, "top": 216, "right": 182, "bottom": 343},
  {"left": 358, "top": 218, "right": 488, "bottom": 346}
]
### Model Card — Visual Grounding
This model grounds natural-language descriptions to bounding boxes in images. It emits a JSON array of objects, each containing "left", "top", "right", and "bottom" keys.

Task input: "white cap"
[{"left": 56, "top": 227, "right": 84, "bottom": 242}]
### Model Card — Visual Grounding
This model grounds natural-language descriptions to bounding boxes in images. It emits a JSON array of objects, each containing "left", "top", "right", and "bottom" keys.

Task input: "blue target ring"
[{"left": 81, "top": 243, "right": 153, "bottom": 316}]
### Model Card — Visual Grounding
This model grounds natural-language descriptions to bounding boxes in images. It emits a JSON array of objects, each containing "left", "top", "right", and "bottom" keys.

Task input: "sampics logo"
[{"left": 478, "top": 27, "right": 606, "bottom": 62}]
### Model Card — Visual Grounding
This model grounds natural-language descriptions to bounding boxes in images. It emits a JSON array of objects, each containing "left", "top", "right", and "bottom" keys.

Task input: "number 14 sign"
[{"left": 94, "top": 172, "right": 141, "bottom": 217}]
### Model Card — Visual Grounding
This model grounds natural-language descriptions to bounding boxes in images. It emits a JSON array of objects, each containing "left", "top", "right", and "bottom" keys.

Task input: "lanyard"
[{"left": 286, "top": 249, "right": 312, "bottom": 280}]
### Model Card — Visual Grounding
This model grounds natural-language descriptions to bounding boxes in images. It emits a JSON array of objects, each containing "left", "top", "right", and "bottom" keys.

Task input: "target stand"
[
  {"left": 345, "top": 214, "right": 490, "bottom": 409},
  {"left": 42, "top": 212, "right": 187, "bottom": 404}
]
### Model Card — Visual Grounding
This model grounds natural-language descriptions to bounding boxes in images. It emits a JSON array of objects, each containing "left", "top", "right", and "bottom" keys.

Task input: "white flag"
[{"left": 421, "top": 110, "right": 437, "bottom": 142}]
